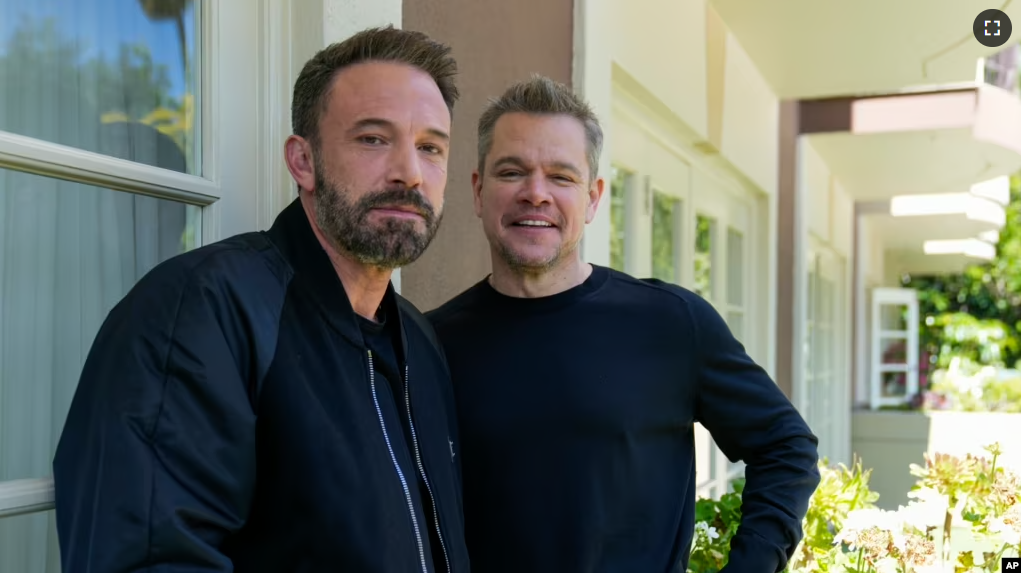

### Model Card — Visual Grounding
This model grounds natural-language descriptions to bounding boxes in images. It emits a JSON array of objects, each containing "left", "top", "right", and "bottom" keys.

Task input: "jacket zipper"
[
  {"left": 367, "top": 351, "right": 429, "bottom": 573},
  {"left": 403, "top": 364, "right": 452, "bottom": 573}
]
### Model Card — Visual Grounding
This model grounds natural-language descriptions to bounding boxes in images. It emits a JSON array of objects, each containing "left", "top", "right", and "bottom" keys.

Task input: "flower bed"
[{"left": 688, "top": 444, "right": 1021, "bottom": 573}]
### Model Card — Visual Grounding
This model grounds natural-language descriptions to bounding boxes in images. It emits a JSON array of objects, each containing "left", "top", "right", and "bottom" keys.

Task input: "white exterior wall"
[
  {"left": 607, "top": 0, "right": 709, "bottom": 139},
  {"left": 578, "top": 0, "right": 784, "bottom": 498},
  {"left": 574, "top": 0, "right": 613, "bottom": 266},
  {"left": 798, "top": 139, "right": 854, "bottom": 465},
  {"left": 854, "top": 215, "right": 889, "bottom": 407},
  {"left": 721, "top": 33, "right": 779, "bottom": 196}
]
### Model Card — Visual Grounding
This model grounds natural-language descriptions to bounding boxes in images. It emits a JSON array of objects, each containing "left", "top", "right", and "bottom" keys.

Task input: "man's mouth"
[
  {"left": 372, "top": 205, "right": 426, "bottom": 220},
  {"left": 512, "top": 220, "right": 555, "bottom": 228}
]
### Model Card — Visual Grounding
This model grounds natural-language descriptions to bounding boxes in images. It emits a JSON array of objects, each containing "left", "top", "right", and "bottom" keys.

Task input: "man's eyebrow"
[
  {"left": 492, "top": 156, "right": 583, "bottom": 178},
  {"left": 349, "top": 118, "right": 449, "bottom": 141},
  {"left": 548, "top": 161, "right": 583, "bottom": 179},
  {"left": 492, "top": 155, "right": 528, "bottom": 170}
]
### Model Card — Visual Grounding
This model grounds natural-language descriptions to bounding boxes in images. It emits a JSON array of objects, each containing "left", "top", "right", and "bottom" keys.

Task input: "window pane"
[
  {"left": 651, "top": 191, "right": 677, "bottom": 283},
  {"left": 821, "top": 278, "right": 833, "bottom": 323},
  {"left": 0, "top": 168, "right": 199, "bottom": 487},
  {"left": 694, "top": 215, "right": 715, "bottom": 299},
  {"left": 881, "top": 372, "right": 908, "bottom": 398},
  {"left": 879, "top": 303, "right": 909, "bottom": 331},
  {"left": 880, "top": 337, "right": 908, "bottom": 364},
  {"left": 806, "top": 269, "right": 817, "bottom": 373},
  {"left": 610, "top": 167, "right": 627, "bottom": 272},
  {"left": 0, "top": 0, "right": 202, "bottom": 175},
  {"left": 0, "top": 510, "right": 59, "bottom": 573},
  {"left": 726, "top": 228, "right": 743, "bottom": 307}
]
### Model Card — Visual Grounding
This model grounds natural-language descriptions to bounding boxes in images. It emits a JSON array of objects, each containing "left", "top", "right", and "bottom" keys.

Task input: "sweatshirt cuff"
[{"left": 722, "top": 532, "right": 783, "bottom": 573}]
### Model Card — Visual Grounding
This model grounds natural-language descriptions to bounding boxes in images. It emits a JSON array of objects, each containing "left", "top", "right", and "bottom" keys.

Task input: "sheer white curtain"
[
  {"left": 0, "top": 174, "right": 174, "bottom": 573},
  {"left": 0, "top": 154, "right": 191, "bottom": 573},
  {"left": 0, "top": 1, "right": 199, "bottom": 570}
]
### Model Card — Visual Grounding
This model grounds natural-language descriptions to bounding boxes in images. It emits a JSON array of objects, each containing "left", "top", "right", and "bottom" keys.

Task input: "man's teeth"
[{"left": 517, "top": 220, "right": 553, "bottom": 227}]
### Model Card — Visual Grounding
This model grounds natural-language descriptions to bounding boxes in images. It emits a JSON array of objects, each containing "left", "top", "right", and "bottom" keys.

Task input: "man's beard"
[
  {"left": 312, "top": 162, "right": 442, "bottom": 269},
  {"left": 494, "top": 230, "right": 583, "bottom": 275},
  {"left": 496, "top": 240, "right": 564, "bottom": 274},
  {"left": 493, "top": 209, "right": 577, "bottom": 275}
]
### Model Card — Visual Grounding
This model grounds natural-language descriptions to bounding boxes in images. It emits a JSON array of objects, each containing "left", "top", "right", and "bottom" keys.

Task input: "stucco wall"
[{"left": 400, "top": 0, "right": 574, "bottom": 311}]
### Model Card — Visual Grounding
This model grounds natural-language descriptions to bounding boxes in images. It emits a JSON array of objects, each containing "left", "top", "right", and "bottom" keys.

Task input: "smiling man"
[
  {"left": 53, "top": 27, "right": 468, "bottom": 572},
  {"left": 427, "top": 75, "right": 821, "bottom": 572}
]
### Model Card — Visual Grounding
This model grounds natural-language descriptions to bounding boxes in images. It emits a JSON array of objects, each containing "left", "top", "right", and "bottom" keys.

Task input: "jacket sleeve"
[
  {"left": 53, "top": 266, "right": 259, "bottom": 572},
  {"left": 687, "top": 295, "right": 820, "bottom": 573}
]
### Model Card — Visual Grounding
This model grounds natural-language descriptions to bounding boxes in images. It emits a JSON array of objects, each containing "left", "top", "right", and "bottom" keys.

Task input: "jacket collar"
[{"left": 265, "top": 198, "right": 409, "bottom": 354}]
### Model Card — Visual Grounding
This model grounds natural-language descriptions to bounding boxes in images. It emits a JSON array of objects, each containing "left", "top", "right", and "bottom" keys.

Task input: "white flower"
[
  {"left": 873, "top": 556, "right": 901, "bottom": 573},
  {"left": 907, "top": 487, "right": 945, "bottom": 505},
  {"left": 842, "top": 508, "right": 905, "bottom": 533},
  {"left": 987, "top": 517, "right": 1021, "bottom": 545},
  {"left": 694, "top": 521, "right": 719, "bottom": 541},
  {"left": 833, "top": 508, "right": 909, "bottom": 554},
  {"left": 903, "top": 488, "right": 950, "bottom": 529}
]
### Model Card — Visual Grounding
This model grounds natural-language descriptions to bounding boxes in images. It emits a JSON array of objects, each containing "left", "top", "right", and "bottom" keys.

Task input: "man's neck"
[
  {"left": 488, "top": 252, "right": 592, "bottom": 299},
  {"left": 300, "top": 196, "right": 391, "bottom": 322}
]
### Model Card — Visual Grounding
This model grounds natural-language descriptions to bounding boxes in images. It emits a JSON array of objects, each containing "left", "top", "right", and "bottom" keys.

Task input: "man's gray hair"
[{"left": 477, "top": 74, "right": 603, "bottom": 181}]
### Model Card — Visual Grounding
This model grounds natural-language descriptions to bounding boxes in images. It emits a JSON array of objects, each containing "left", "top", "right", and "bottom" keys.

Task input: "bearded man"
[{"left": 52, "top": 26, "right": 469, "bottom": 573}]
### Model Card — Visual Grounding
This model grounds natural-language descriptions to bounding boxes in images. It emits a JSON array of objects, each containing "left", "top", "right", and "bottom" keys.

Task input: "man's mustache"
[{"left": 360, "top": 187, "right": 435, "bottom": 220}]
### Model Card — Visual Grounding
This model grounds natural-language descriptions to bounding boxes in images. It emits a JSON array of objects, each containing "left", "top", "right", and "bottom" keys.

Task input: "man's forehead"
[
  {"left": 490, "top": 115, "right": 587, "bottom": 157},
  {"left": 326, "top": 63, "right": 448, "bottom": 117},
  {"left": 321, "top": 79, "right": 449, "bottom": 134}
]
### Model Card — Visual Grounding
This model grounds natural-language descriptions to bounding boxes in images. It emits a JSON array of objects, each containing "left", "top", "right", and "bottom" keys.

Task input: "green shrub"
[
  {"left": 924, "top": 366, "right": 1021, "bottom": 413},
  {"left": 688, "top": 444, "right": 1021, "bottom": 573}
]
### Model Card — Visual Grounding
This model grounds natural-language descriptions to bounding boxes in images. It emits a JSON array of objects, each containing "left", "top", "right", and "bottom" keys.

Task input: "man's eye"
[
  {"left": 360, "top": 136, "right": 385, "bottom": 145},
  {"left": 499, "top": 171, "right": 522, "bottom": 178},
  {"left": 420, "top": 144, "right": 442, "bottom": 155}
]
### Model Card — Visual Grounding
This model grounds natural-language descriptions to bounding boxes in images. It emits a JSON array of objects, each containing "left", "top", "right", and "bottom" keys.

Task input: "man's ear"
[
  {"left": 284, "top": 135, "right": 316, "bottom": 193},
  {"left": 472, "top": 170, "right": 483, "bottom": 218},
  {"left": 585, "top": 176, "right": 605, "bottom": 224}
]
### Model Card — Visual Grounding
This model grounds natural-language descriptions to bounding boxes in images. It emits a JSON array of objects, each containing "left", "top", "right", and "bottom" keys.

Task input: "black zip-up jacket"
[{"left": 52, "top": 198, "right": 469, "bottom": 572}]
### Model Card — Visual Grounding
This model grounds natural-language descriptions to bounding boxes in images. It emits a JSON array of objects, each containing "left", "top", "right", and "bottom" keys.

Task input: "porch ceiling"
[
  {"left": 869, "top": 209, "right": 1003, "bottom": 251},
  {"left": 886, "top": 249, "right": 991, "bottom": 277},
  {"left": 803, "top": 86, "right": 1021, "bottom": 201},
  {"left": 711, "top": 0, "right": 1021, "bottom": 99}
]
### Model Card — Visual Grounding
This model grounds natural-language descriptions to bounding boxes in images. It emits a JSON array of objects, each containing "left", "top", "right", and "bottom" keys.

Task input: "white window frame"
[
  {"left": 608, "top": 164, "right": 634, "bottom": 274},
  {"left": 607, "top": 86, "right": 769, "bottom": 500},
  {"left": 0, "top": 0, "right": 295, "bottom": 521},
  {"left": 801, "top": 242, "right": 852, "bottom": 463},
  {"left": 692, "top": 196, "right": 752, "bottom": 497},
  {"left": 724, "top": 226, "right": 746, "bottom": 341},
  {"left": 869, "top": 287, "right": 920, "bottom": 409}
]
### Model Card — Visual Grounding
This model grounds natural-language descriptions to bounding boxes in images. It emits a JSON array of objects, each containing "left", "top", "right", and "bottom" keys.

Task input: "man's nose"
[
  {"left": 518, "top": 175, "right": 552, "bottom": 206},
  {"left": 387, "top": 141, "right": 424, "bottom": 189}
]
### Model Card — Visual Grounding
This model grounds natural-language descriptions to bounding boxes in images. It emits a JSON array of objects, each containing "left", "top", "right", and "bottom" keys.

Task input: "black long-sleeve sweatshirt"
[{"left": 427, "top": 265, "right": 820, "bottom": 572}]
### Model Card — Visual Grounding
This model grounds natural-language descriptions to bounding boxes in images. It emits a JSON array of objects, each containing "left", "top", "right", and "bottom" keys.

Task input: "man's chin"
[
  {"left": 497, "top": 246, "right": 561, "bottom": 273},
  {"left": 356, "top": 234, "right": 434, "bottom": 268}
]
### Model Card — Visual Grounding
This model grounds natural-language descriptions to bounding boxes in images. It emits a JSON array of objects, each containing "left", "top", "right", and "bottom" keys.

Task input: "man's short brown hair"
[
  {"left": 477, "top": 74, "right": 603, "bottom": 181},
  {"left": 291, "top": 26, "right": 459, "bottom": 148}
]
